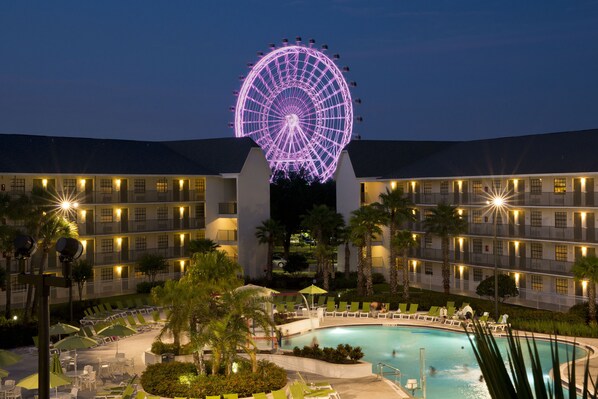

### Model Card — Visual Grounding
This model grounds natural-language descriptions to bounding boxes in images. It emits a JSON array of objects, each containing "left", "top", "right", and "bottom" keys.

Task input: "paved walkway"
[{"left": 3, "top": 315, "right": 597, "bottom": 398}]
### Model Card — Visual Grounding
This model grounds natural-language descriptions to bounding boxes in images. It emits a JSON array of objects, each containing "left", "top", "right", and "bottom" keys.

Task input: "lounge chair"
[
  {"left": 324, "top": 301, "right": 336, "bottom": 317},
  {"left": 399, "top": 304, "right": 418, "bottom": 319},
  {"left": 223, "top": 394, "right": 238, "bottom": 399},
  {"left": 334, "top": 301, "right": 348, "bottom": 317},
  {"left": 346, "top": 302, "right": 360, "bottom": 317},
  {"left": 446, "top": 301, "right": 455, "bottom": 309},
  {"left": 392, "top": 303, "right": 408, "bottom": 319},
  {"left": 206, "top": 396, "right": 221, "bottom": 399},
  {"left": 271, "top": 389, "right": 286, "bottom": 399},
  {"left": 316, "top": 296, "right": 327, "bottom": 308},
  {"left": 418, "top": 306, "right": 439, "bottom": 321},
  {"left": 285, "top": 302, "right": 298, "bottom": 317},
  {"left": 252, "top": 394, "right": 267, "bottom": 399},
  {"left": 377, "top": 303, "right": 391, "bottom": 318},
  {"left": 488, "top": 314, "right": 509, "bottom": 332},
  {"left": 359, "top": 302, "right": 371, "bottom": 317}
]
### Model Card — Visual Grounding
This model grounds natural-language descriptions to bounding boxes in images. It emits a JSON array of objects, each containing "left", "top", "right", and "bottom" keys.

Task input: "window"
[
  {"left": 473, "top": 269, "right": 483, "bottom": 282},
  {"left": 472, "top": 210, "right": 482, "bottom": 224},
  {"left": 530, "top": 178, "right": 542, "bottom": 194},
  {"left": 134, "top": 208, "right": 146, "bottom": 221},
  {"left": 196, "top": 178, "right": 206, "bottom": 192},
  {"left": 555, "top": 278, "right": 568, "bottom": 295},
  {"left": 424, "top": 263, "right": 433, "bottom": 275},
  {"left": 495, "top": 240, "right": 503, "bottom": 255},
  {"left": 493, "top": 180, "right": 501, "bottom": 190},
  {"left": 555, "top": 212, "right": 567, "bottom": 228},
  {"left": 134, "top": 179, "right": 146, "bottom": 194},
  {"left": 135, "top": 237, "right": 147, "bottom": 251},
  {"left": 440, "top": 181, "right": 449, "bottom": 195},
  {"left": 156, "top": 178, "right": 168, "bottom": 193},
  {"left": 196, "top": 230, "right": 206, "bottom": 240},
  {"left": 134, "top": 266, "right": 144, "bottom": 278},
  {"left": 63, "top": 179, "right": 76, "bottom": 193},
  {"left": 531, "top": 210, "right": 542, "bottom": 227},
  {"left": 472, "top": 239, "right": 483, "bottom": 254},
  {"left": 195, "top": 203, "right": 205, "bottom": 219},
  {"left": 531, "top": 243, "right": 542, "bottom": 259},
  {"left": 11, "top": 178, "right": 25, "bottom": 192},
  {"left": 496, "top": 214, "right": 503, "bottom": 225},
  {"left": 157, "top": 235, "right": 168, "bottom": 249},
  {"left": 555, "top": 245, "right": 568, "bottom": 262},
  {"left": 100, "top": 239, "right": 113, "bottom": 253},
  {"left": 531, "top": 275, "right": 543, "bottom": 291},
  {"left": 424, "top": 235, "right": 432, "bottom": 248},
  {"left": 100, "top": 179, "right": 112, "bottom": 194},
  {"left": 472, "top": 180, "right": 482, "bottom": 194},
  {"left": 157, "top": 206, "right": 168, "bottom": 220},
  {"left": 101, "top": 268, "right": 114, "bottom": 281},
  {"left": 423, "top": 182, "right": 432, "bottom": 194},
  {"left": 554, "top": 178, "right": 566, "bottom": 194},
  {"left": 100, "top": 209, "right": 113, "bottom": 223}
]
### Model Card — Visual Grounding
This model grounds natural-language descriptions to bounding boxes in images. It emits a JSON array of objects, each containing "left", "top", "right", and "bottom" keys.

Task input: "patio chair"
[
  {"left": 126, "top": 314, "right": 139, "bottom": 328},
  {"left": 488, "top": 314, "right": 509, "bottom": 332},
  {"left": 285, "top": 302, "right": 297, "bottom": 317},
  {"left": 206, "top": 396, "right": 221, "bottom": 399},
  {"left": 323, "top": 300, "right": 336, "bottom": 317},
  {"left": 446, "top": 301, "right": 455, "bottom": 309},
  {"left": 346, "top": 302, "right": 360, "bottom": 317},
  {"left": 392, "top": 303, "right": 407, "bottom": 319},
  {"left": 377, "top": 303, "right": 392, "bottom": 318},
  {"left": 223, "top": 394, "right": 238, "bottom": 399},
  {"left": 271, "top": 389, "right": 287, "bottom": 399},
  {"left": 134, "top": 392, "right": 146, "bottom": 399},
  {"left": 252, "top": 393, "right": 267, "bottom": 399},
  {"left": 334, "top": 301, "right": 348, "bottom": 317},
  {"left": 316, "top": 296, "right": 327, "bottom": 307},
  {"left": 400, "top": 303, "right": 418, "bottom": 319},
  {"left": 359, "top": 302, "right": 371, "bottom": 317},
  {"left": 289, "top": 383, "right": 305, "bottom": 399},
  {"left": 116, "top": 301, "right": 125, "bottom": 309},
  {"left": 418, "top": 306, "right": 439, "bottom": 321}
]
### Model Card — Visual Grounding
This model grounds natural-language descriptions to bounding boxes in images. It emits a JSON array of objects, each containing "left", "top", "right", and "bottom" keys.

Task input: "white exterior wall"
[{"left": 334, "top": 152, "right": 360, "bottom": 272}]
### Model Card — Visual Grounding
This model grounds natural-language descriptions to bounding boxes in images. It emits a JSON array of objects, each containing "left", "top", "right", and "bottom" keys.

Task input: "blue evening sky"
[{"left": 1, "top": 1, "right": 597, "bottom": 142}]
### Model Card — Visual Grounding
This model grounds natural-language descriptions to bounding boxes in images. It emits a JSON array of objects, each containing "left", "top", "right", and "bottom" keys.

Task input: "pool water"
[{"left": 281, "top": 326, "right": 585, "bottom": 399}]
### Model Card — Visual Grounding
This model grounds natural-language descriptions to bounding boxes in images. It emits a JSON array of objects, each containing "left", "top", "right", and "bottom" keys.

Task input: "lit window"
[
  {"left": 554, "top": 178, "right": 566, "bottom": 194},
  {"left": 555, "top": 212, "right": 567, "bottom": 228},
  {"left": 100, "top": 239, "right": 113, "bottom": 253},
  {"left": 530, "top": 178, "right": 542, "bottom": 194},
  {"left": 440, "top": 181, "right": 449, "bottom": 195},
  {"left": 134, "top": 179, "right": 146, "bottom": 194},
  {"left": 472, "top": 210, "right": 482, "bottom": 224},
  {"left": 531, "top": 275, "right": 543, "bottom": 291},
  {"left": 493, "top": 180, "right": 501, "bottom": 190},
  {"left": 100, "top": 179, "right": 112, "bottom": 194},
  {"left": 555, "top": 245, "right": 568, "bottom": 262},
  {"left": 531, "top": 210, "right": 542, "bottom": 227},
  {"left": 195, "top": 178, "right": 206, "bottom": 192},
  {"left": 531, "top": 243, "right": 542, "bottom": 259},
  {"left": 101, "top": 267, "right": 114, "bottom": 281},
  {"left": 63, "top": 179, "right": 77, "bottom": 193},
  {"left": 100, "top": 209, "right": 113, "bottom": 223},
  {"left": 156, "top": 178, "right": 168, "bottom": 193},
  {"left": 555, "top": 278, "right": 568, "bottom": 295},
  {"left": 423, "top": 182, "right": 432, "bottom": 195},
  {"left": 472, "top": 181, "right": 482, "bottom": 194}
]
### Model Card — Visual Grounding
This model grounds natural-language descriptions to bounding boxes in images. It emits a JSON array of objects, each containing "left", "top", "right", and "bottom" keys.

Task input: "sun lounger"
[
  {"left": 359, "top": 302, "right": 371, "bottom": 317},
  {"left": 334, "top": 301, "right": 348, "bottom": 317},
  {"left": 392, "top": 303, "right": 408, "bottom": 319},
  {"left": 324, "top": 301, "right": 336, "bottom": 317},
  {"left": 346, "top": 302, "right": 360, "bottom": 317},
  {"left": 399, "top": 303, "right": 418, "bottom": 319},
  {"left": 418, "top": 306, "right": 439, "bottom": 321}
]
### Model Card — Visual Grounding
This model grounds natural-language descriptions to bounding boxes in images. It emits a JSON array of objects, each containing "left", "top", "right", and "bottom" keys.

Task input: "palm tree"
[
  {"left": 188, "top": 238, "right": 220, "bottom": 255},
  {"left": 379, "top": 188, "right": 414, "bottom": 295},
  {"left": 349, "top": 204, "right": 387, "bottom": 296},
  {"left": 391, "top": 230, "right": 418, "bottom": 301},
  {"left": 338, "top": 225, "right": 352, "bottom": 280},
  {"left": 301, "top": 205, "right": 344, "bottom": 290},
  {"left": 572, "top": 255, "right": 598, "bottom": 326},
  {"left": 255, "top": 219, "right": 285, "bottom": 283},
  {"left": 424, "top": 203, "right": 467, "bottom": 294},
  {"left": 0, "top": 224, "right": 19, "bottom": 319}
]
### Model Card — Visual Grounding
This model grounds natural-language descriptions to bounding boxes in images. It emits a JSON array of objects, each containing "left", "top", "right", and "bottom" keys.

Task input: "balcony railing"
[
  {"left": 79, "top": 189, "right": 202, "bottom": 204},
  {"left": 217, "top": 230, "right": 238, "bottom": 243},
  {"left": 93, "top": 246, "right": 188, "bottom": 266},
  {"left": 411, "top": 191, "right": 595, "bottom": 207},
  {"left": 77, "top": 217, "right": 205, "bottom": 236},
  {"left": 218, "top": 202, "right": 237, "bottom": 215}
]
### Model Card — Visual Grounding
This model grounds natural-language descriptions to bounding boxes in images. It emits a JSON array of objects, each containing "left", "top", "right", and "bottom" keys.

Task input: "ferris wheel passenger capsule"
[
  {"left": 247, "top": 63, "right": 254, "bottom": 69},
  {"left": 333, "top": 54, "right": 340, "bottom": 60},
  {"left": 269, "top": 43, "right": 276, "bottom": 50},
  {"left": 295, "top": 36, "right": 302, "bottom": 44},
  {"left": 227, "top": 122, "right": 234, "bottom": 128},
  {"left": 350, "top": 81, "right": 357, "bottom": 87},
  {"left": 321, "top": 44, "right": 328, "bottom": 51},
  {"left": 282, "top": 38, "right": 288, "bottom": 46},
  {"left": 239, "top": 75, "right": 245, "bottom": 81},
  {"left": 354, "top": 98, "right": 362, "bottom": 104},
  {"left": 309, "top": 39, "right": 315, "bottom": 47},
  {"left": 229, "top": 106, "right": 236, "bottom": 112},
  {"left": 355, "top": 116, "right": 363, "bottom": 123},
  {"left": 257, "top": 51, "right": 264, "bottom": 58},
  {"left": 342, "top": 66, "right": 350, "bottom": 72},
  {"left": 233, "top": 90, "right": 239, "bottom": 96}
]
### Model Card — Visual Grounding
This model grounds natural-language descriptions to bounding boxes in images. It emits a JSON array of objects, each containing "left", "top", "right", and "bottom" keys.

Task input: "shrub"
[
  {"left": 141, "top": 360, "right": 286, "bottom": 398},
  {"left": 137, "top": 281, "right": 165, "bottom": 294},
  {"left": 283, "top": 253, "right": 309, "bottom": 274},
  {"left": 290, "top": 343, "right": 364, "bottom": 364},
  {"left": 151, "top": 340, "right": 194, "bottom": 356},
  {"left": 0, "top": 318, "right": 38, "bottom": 349}
]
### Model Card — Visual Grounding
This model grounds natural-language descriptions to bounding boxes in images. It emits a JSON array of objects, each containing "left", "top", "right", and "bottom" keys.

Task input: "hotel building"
[
  {"left": 336, "top": 129, "right": 598, "bottom": 310},
  {"left": 0, "top": 134, "right": 270, "bottom": 306}
]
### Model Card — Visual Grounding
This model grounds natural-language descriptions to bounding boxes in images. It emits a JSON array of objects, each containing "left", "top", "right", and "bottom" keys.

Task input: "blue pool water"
[{"left": 281, "top": 326, "right": 585, "bottom": 399}]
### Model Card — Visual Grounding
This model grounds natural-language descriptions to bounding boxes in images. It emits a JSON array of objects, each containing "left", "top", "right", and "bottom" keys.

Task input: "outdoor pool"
[{"left": 281, "top": 325, "right": 586, "bottom": 399}]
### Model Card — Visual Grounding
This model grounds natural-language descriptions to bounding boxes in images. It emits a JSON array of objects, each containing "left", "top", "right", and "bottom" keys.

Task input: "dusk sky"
[{"left": 1, "top": 1, "right": 597, "bottom": 142}]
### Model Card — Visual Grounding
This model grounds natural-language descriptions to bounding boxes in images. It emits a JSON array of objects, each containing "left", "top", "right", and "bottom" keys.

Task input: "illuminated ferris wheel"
[{"left": 233, "top": 37, "right": 359, "bottom": 181}]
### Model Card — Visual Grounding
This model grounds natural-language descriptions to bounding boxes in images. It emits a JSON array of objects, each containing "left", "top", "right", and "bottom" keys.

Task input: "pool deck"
[{"left": 3, "top": 314, "right": 597, "bottom": 399}]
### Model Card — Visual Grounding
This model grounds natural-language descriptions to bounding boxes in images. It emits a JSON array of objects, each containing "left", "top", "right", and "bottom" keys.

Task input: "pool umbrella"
[
  {"left": 17, "top": 371, "right": 71, "bottom": 392},
  {"left": 54, "top": 335, "right": 96, "bottom": 374},
  {"left": 96, "top": 324, "right": 136, "bottom": 354},
  {"left": 50, "top": 353, "right": 64, "bottom": 375},
  {"left": 299, "top": 284, "right": 327, "bottom": 309},
  {"left": 235, "top": 284, "right": 280, "bottom": 296},
  {"left": 49, "top": 322, "right": 80, "bottom": 340},
  {"left": 0, "top": 368, "right": 9, "bottom": 378},
  {"left": 0, "top": 349, "right": 21, "bottom": 367}
]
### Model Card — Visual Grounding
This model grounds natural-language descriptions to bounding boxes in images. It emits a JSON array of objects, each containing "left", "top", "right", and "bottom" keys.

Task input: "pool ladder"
[{"left": 377, "top": 362, "right": 402, "bottom": 386}]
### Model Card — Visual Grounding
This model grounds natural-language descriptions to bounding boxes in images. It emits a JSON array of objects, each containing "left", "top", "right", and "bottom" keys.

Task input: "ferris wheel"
[{"left": 233, "top": 37, "right": 359, "bottom": 181}]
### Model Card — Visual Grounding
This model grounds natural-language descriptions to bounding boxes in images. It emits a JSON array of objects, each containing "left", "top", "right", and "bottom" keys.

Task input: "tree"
[
  {"left": 475, "top": 274, "right": 519, "bottom": 303},
  {"left": 391, "top": 230, "right": 418, "bottom": 301},
  {"left": 572, "top": 255, "right": 598, "bottom": 326},
  {"left": 424, "top": 203, "right": 468, "bottom": 294},
  {"left": 379, "top": 188, "right": 414, "bottom": 295},
  {"left": 188, "top": 238, "right": 220, "bottom": 255},
  {"left": 301, "top": 205, "right": 344, "bottom": 290},
  {"left": 137, "top": 253, "right": 168, "bottom": 283},
  {"left": 255, "top": 219, "right": 285, "bottom": 282},
  {"left": 283, "top": 253, "right": 309, "bottom": 274},
  {"left": 348, "top": 204, "right": 387, "bottom": 296},
  {"left": 71, "top": 259, "right": 94, "bottom": 301},
  {"left": 338, "top": 225, "right": 352, "bottom": 280},
  {"left": 0, "top": 224, "right": 19, "bottom": 319}
]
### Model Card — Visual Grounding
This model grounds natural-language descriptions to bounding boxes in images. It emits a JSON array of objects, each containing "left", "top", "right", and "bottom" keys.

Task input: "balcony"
[
  {"left": 79, "top": 190, "right": 199, "bottom": 204},
  {"left": 94, "top": 246, "right": 188, "bottom": 265},
  {"left": 411, "top": 191, "right": 596, "bottom": 207},
  {"left": 77, "top": 217, "right": 205, "bottom": 236},
  {"left": 218, "top": 202, "right": 237, "bottom": 215},
  {"left": 217, "top": 229, "right": 238, "bottom": 243}
]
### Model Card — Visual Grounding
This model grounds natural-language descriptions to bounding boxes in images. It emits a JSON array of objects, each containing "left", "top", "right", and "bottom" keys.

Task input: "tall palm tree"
[
  {"left": 187, "top": 238, "right": 220, "bottom": 255},
  {"left": 0, "top": 224, "right": 19, "bottom": 319},
  {"left": 338, "top": 225, "right": 352, "bottom": 280},
  {"left": 572, "top": 255, "right": 598, "bottom": 326},
  {"left": 391, "top": 230, "right": 418, "bottom": 301},
  {"left": 301, "top": 205, "right": 344, "bottom": 290},
  {"left": 349, "top": 204, "right": 387, "bottom": 296},
  {"left": 424, "top": 203, "right": 467, "bottom": 294},
  {"left": 379, "top": 188, "right": 414, "bottom": 295},
  {"left": 255, "top": 219, "right": 285, "bottom": 283}
]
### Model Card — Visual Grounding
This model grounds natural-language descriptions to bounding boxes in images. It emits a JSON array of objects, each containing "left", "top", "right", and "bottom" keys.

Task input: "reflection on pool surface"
[{"left": 280, "top": 326, "right": 584, "bottom": 399}]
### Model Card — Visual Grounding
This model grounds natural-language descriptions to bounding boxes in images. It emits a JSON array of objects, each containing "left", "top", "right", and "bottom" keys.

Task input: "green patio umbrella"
[
  {"left": 49, "top": 322, "right": 80, "bottom": 340},
  {"left": 50, "top": 353, "right": 63, "bottom": 375},
  {"left": 0, "top": 349, "right": 21, "bottom": 367},
  {"left": 54, "top": 335, "right": 96, "bottom": 374},
  {"left": 17, "top": 371, "right": 71, "bottom": 390},
  {"left": 96, "top": 323, "right": 137, "bottom": 354},
  {"left": 299, "top": 284, "right": 328, "bottom": 309},
  {"left": 0, "top": 368, "right": 9, "bottom": 378}
]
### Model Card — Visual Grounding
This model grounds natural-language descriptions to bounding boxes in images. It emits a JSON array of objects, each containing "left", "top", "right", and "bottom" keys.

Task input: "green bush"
[
  {"left": 151, "top": 340, "right": 194, "bottom": 356},
  {"left": 141, "top": 360, "right": 286, "bottom": 398},
  {"left": 0, "top": 318, "right": 38, "bottom": 349},
  {"left": 290, "top": 343, "right": 364, "bottom": 364},
  {"left": 137, "top": 281, "right": 165, "bottom": 294}
]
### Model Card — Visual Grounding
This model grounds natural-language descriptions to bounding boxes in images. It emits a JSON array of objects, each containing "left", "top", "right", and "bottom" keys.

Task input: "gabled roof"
[
  {"left": 0, "top": 134, "right": 259, "bottom": 175},
  {"left": 346, "top": 129, "right": 598, "bottom": 179}
]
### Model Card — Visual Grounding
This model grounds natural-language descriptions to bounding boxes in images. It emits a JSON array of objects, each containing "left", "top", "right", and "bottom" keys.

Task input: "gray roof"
[
  {"left": 346, "top": 129, "right": 598, "bottom": 179},
  {"left": 0, "top": 134, "right": 259, "bottom": 175}
]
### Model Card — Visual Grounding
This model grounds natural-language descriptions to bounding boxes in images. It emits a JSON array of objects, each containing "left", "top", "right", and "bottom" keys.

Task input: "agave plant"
[{"left": 467, "top": 321, "right": 598, "bottom": 398}]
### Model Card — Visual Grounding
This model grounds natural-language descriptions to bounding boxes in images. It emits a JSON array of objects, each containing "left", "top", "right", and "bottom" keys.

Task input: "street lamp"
[{"left": 485, "top": 192, "right": 509, "bottom": 322}]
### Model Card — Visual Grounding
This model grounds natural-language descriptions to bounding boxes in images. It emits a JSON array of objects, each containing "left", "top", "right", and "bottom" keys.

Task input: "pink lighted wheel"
[{"left": 235, "top": 43, "right": 353, "bottom": 181}]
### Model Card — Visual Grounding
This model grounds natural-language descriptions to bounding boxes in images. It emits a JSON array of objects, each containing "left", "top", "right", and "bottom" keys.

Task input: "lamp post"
[{"left": 15, "top": 235, "right": 82, "bottom": 399}]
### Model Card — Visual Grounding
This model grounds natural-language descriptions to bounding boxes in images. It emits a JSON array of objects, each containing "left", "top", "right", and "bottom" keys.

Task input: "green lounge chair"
[
  {"left": 346, "top": 302, "right": 360, "bottom": 317},
  {"left": 359, "top": 302, "right": 371, "bottom": 318},
  {"left": 400, "top": 303, "right": 418, "bottom": 319},
  {"left": 334, "top": 301, "right": 347, "bottom": 317},
  {"left": 289, "top": 383, "right": 305, "bottom": 399},
  {"left": 392, "top": 303, "right": 408, "bottom": 319},
  {"left": 446, "top": 301, "right": 455, "bottom": 309},
  {"left": 285, "top": 302, "right": 297, "bottom": 317},
  {"left": 324, "top": 300, "right": 336, "bottom": 317},
  {"left": 116, "top": 300, "right": 125, "bottom": 309},
  {"left": 135, "top": 392, "right": 146, "bottom": 399},
  {"left": 377, "top": 303, "right": 392, "bottom": 318},
  {"left": 206, "top": 396, "right": 221, "bottom": 399},
  {"left": 223, "top": 394, "right": 238, "bottom": 399},
  {"left": 127, "top": 314, "right": 139, "bottom": 328},
  {"left": 252, "top": 393, "right": 267, "bottom": 399},
  {"left": 418, "top": 306, "right": 439, "bottom": 321},
  {"left": 271, "top": 389, "right": 286, "bottom": 399}
]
